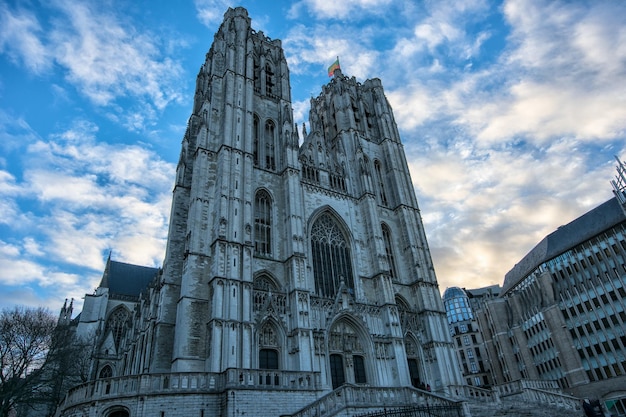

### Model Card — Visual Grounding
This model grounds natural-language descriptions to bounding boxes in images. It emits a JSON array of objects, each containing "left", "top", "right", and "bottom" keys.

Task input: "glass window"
[
  {"left": 264, "top": 121, "right": 276, "bottom": 170},
  {"left": 105, "top": 307, "right": 129, "bottom": 349}
]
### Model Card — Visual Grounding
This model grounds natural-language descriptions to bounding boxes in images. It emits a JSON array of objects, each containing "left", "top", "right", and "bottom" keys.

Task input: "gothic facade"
[{"left": 58, "top": 7, "right": 463, "bottom": 417}]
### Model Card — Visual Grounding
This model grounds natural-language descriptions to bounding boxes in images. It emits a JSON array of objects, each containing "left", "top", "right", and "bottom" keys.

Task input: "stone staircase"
[{"left": 468, "top": 397, "right": 582, "bottom": 417}]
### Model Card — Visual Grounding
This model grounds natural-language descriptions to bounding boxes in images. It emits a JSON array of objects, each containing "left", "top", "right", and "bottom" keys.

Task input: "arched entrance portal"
[
  {"left": 327, "top": 319, "right": 369, "bottom": 389},
  {"left": 106, "top": 408, "right": 130, "bottom": 417}
]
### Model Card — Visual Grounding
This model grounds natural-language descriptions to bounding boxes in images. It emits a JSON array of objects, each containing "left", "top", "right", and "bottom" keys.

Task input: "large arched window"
[
  {"left": 382, "top": 224, "right": 397, "bottom": 279},
  {"left": 254, "top": 190, "right": 272, "bottom": 256},
  {"left": 310, "top": 213, "right": 354, "bottom": 298},
  {"left": 105, "top": 307, "right": 129, "bottom": 349}
]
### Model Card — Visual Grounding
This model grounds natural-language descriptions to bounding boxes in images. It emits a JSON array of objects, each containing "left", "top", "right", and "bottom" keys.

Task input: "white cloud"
[
  {"left": 195, "top": 0, "right": 235, "bottom": 27},
  {"left": 51, "top": 1, "right": 184, "bottom": 111},
  {"left": 464, "top": 0, "right": 626, "bottom": 144},
  {"left": 0, "top": 118, "right": 173, "bottom": 306},
  {"left": 284, "top": 23, "right": 381, "bottom": 79},
  {"left": 290, "top": 0, "right": 393, "bottom": 20},
  {"left": 0, "top": 2, "right": 185, "bottom": 131},
  {"left": 0, "top": 4, "right": 51, "bottom": 74}
]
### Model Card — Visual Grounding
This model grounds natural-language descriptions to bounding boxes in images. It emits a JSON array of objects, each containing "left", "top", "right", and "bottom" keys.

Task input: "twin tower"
[{"left": 61, "top": 7, "right": 463, "bottom": 417}]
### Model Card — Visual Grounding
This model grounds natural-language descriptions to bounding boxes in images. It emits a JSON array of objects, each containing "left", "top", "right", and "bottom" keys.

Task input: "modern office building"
[
  {"left": 443, "top": 285, "right": 499, "bottom": 388},
  {"left": 476, "top": 194, "right": 626, "bottom": 415}
]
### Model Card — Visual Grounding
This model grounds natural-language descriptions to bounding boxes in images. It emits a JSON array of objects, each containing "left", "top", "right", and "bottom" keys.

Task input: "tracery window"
[
  {"left": 382, "top": 224, "right": 397, "bottom": 279},
  {"left": 254, "top": 274, "right": 277, "bottom": 291},
  {"left": 311, "top": 213, "right": 354, "bottom": 298},
  {"left": 105, "top": 307, "right": 129, "bottom": 349},
  {"left": 254, "top": 190, "right": 272, "bottom": 256},
  {"left": 99, "top": 365, "right": 113, "bottom": 379}
]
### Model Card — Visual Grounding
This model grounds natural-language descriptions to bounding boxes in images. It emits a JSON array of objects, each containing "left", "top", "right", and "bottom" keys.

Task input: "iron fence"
[{"left": 355, "top": 404, "right": 464, "bottom": 417}]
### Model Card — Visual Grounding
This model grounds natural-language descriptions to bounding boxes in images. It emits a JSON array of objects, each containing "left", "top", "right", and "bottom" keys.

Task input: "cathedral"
[{"left": 57, "top": 7, "right": 464, "bottom": 417}]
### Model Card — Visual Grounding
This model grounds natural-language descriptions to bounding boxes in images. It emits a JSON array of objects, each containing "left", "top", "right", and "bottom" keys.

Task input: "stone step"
[{"left": 468, "top": 398, "right": 579, "bottom": 417}]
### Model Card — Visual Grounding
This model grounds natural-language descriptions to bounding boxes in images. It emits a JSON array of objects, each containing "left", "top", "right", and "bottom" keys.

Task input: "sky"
[{"left": 0, "top": 0, "right": 625, "bottom": 313}]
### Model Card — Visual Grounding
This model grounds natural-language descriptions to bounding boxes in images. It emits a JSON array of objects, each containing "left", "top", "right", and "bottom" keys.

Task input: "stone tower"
[{"left": 59, "top": 7, "right": 463, "bottom": 417}]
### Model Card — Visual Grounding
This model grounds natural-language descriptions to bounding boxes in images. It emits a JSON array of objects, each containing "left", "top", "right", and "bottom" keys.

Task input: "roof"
[
  {"left": 443, "top": 287, "right": 467, "bottom": 301},
  {"left": 502, "top": 197, "right": 625, "bottom": 294},
  {"left": 100, "top": 259, "right": 160, "bottom": 298}
]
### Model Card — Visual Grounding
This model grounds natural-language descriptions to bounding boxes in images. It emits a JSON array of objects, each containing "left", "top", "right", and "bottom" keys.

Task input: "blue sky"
[{"left": 1, "top": 0, "right": 625, "bottom": 313}]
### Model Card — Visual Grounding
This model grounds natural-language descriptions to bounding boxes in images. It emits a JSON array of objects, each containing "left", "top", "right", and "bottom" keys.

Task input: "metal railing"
[
  {"left": 356, "top": 405, "right": 464, "bottom": 417},
  {"left": 281, "top": 384, "right": 466, "bottom": 417}
]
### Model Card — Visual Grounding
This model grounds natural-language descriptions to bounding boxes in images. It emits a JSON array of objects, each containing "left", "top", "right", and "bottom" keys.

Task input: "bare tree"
[
  {"left": 0, "top": 305, "right": 95, "bottom": 417},
  {"left": 0, "top": 306, "right": 56, "bottom": 417}
]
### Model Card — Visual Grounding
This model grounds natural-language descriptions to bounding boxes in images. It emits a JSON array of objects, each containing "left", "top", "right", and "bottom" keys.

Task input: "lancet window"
[
  {"left": 382, "top": 224, "right": 397, "bottom": 279},
  {"left": 310, "top": 213, "right": 354, "bottom": 298},
  {"left": 374, "top": 160, "right": 389, "bottom": 206},
  {"left": 265, "top": 63, "right": 275, "bottom": 96},
  {"left": 253, "top": 115, "right": 260, "bottom": 166},
  {"left": 99, "top": 365, "right": 113, "bottom": 379},
  {"left": 265, "top": 120, "right": 276, "bottom": 170},
  {"left": 254, "top": 190, "right": 272, "bottom": 256}
]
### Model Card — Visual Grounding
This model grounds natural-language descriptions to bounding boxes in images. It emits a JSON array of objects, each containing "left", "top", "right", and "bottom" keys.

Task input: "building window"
[
  {"left": 264, "top": 121, "right": 276, "bottom": 170},
  {"left": 265, "top": 63, "right": 275, "bottom": 95},
  {"left": 259, "top": 349, "right": 278, "bottom": 369},
  {"left": 253, "top": 115, "right": 260, "bottom": 166},
  {"left": 105, "top": 307, "right": 129, "bottom": 349},
  {"left": 353, "top": 355, "right": 367, "bottom": 384},
  {"left": 254, "top": 190, "right": 272, "bottom": 256},
  {"left": 99, "top": 365, "right": 113, "bottom": 379},
  {"left": 382, "top": 224, "right": 397, "bottom": 279},
  {"left": 310, "top": 213, "right": 354, "bottom": 298},
  {"left": 374, "top": 160, "right": 389, "bottom": 206}
]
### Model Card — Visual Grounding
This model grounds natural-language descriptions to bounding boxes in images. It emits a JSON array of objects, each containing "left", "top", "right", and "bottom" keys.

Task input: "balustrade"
[{"left": 61, "top": 369, "right": 320, "bottom": 409}]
